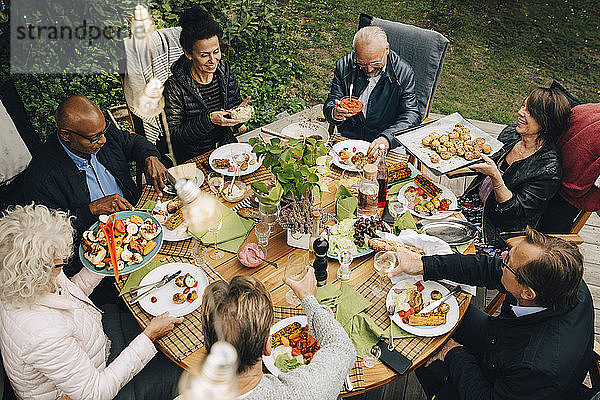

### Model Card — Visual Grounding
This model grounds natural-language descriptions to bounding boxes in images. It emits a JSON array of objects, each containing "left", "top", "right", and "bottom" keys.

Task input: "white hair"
[
  {"left": 353, "top": 26, "right": 388, "bottom": 50},
  {"left": 0, "top": 204, "right": 74, "bottom": 306}
]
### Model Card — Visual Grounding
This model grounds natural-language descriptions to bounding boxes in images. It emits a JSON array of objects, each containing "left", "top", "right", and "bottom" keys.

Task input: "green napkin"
[
  {"left": 453, "top": 238, "right": 475, "bottom": 255},
  {"left": 316, "top": 284, "right": 340, "bottom": 307},
  {"left": 335, "top": 185, "right": 358, "bottom": 221},
  {"left": 141, "top": 200, "right": 157, "bottom": 210},
  {"left": 388, "top": 181, "right": 411, "bottom": 195},
  {"left": 189, "top": 203, "right": 254, "bottom": 253},
  {"left": 119, "top": 260, "right": 163, "bottom": 295},
  {"left": 345, "top": 313, "right": 385, "bottom": 353},
  {"left": 336, "top": 283, "right": 372, "bottom": 326},
  {"left": 393, "top": 210, "right": 422, "bottom": 234}
]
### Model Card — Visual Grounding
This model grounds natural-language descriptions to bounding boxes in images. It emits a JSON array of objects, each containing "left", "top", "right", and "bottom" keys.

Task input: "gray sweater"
[{"left": 239, "top": 296, "right": 356, "bottom": 400}]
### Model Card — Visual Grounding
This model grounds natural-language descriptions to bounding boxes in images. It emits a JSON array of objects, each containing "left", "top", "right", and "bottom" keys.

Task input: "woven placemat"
[
  {"left": 272, "top": 305, "right": 365, "bottom": 394},
  {"left": 356, "top": 273, "right": 469, "bottom": 360},
  {"left": 115, "top": 256, "right": 225, "bottom": 361}
]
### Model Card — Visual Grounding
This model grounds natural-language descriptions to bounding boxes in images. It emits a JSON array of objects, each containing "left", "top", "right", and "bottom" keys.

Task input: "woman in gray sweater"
[{"left": 200, "top": 267, "right": 356, "bottom": 400}]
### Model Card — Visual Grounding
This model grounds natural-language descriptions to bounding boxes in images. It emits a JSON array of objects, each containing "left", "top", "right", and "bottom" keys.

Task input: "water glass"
[
  {"left": 372, "top": 251, "right": 397, "bottom": 297},
  {"left": 337, "top": 250, "right": 353, "bottom": 282},
  {"left": 284, "top": 253, "right": 306, "bottom": 305},
  {"left": 207, "top": 209, "right": 224, "bottom": 260},
  {"left": 361, "top": 345, "right": 379, "bottom": 368},
  {"left": 192, "top": 239, "right": 207, "bottom": 266},
  {"left": 388, "top": 199, "right": 408, "bottom": 220},
  {"left": 255, "top": 221, "right": 270, "bottom": 250},
  {"left": 258, "top": 200, "right": 280, "bottom": 228}
]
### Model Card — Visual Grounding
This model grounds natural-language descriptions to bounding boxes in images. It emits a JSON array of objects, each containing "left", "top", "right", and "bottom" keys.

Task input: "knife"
[
  {"left": 418, "top": 285, "right": 461, "bottom": 314},
  {"left": 129, "top": 270, "right": 182, "bottom": 304}
]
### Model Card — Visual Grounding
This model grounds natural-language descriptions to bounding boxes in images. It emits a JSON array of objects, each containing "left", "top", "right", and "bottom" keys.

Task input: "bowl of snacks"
[
  {"left": 229, "top": 105, "right": 253, "bottom": 123},
  {"left": 221, "top": 180, "right": 247, "bottom": 203},
  {"left": 339, "top": 96, "right": 363, "bottom": 115}
]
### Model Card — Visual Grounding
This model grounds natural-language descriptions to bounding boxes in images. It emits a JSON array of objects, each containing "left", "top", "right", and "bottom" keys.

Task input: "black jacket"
[
  {"left": 465, "top": 125, "right": 562, "bottom": 247},
  {"left": 163, "top": 55, "right": 241, "bottom": 162},
  {"left": 23, "top": 126, "right": 159, "bottom": 236},
  {"left": 424, "top": 253, "right": 593, "bottom": 400},
  {"left": 323, "top": 49, "right": 422, "bottom": 147}
]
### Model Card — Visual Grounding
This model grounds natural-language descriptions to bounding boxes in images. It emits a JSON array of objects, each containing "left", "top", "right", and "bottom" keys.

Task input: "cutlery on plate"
[
  {"left": 129, "top": 270, "right": 182, "bottom": 304},
  {"left": 125, "top": 274, "right": 169, "bottom": 295},
  {"left": 387, "top": 304, "right": 395, "bottom": 351},
  {"left": 344, "top": 374, "right": 354, "bottom": 391},
  {"left": 418, "top": 285, "right": 461, "bottom": 314}
]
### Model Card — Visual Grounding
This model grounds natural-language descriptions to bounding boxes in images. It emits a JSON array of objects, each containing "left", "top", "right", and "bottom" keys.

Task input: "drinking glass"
[
  {"left": 337, "top": 250, "right": 353, "bottom": 282},
  {"left": 192, "top": 239, "right": 207, "bottom": 266},
  {"left": 372, "top": 251, "right": 397, "bottom": 297},
  {"left": 258, "top": 200, "right": 280, "bottom": 228},
  {"left": 207, "top": 208, "right": 224, "bottom": 260},
  {"left": 254, "top": 221, "right": 270, "bottom": 255},
  {"left": 284, "top": 253, "right": 306, "bottom": 305},
  {"left": 361, "top": 345, "right": 380, "bottom": 368},
  {"left": 388, "top": 199, "right": 408, "bottom": 220},
  {"left": 207, "top": 172, "right": 224, "bottom": 197}
]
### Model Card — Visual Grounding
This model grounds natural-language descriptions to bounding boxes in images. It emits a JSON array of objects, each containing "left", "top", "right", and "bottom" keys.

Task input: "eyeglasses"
[
  {"left": 500, "top": 251, "right": 519, "bottom": 277},
  {"left": 354, "top": 47, "right": 388, "bottom": 69},
  {"left": 58, "top": 120, "right": 110, "bottom": 144}
]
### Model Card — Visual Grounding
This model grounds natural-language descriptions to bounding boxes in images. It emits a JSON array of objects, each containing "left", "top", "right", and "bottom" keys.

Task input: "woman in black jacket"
[
  {"left": 164, "top": 8, "right": 246, "bottom": 162},
  {"left": 462, "top": 86, "right": 571, "bottom": 248}
]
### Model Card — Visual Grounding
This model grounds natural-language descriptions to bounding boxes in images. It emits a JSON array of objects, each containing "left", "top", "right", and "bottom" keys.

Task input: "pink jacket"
[{"left": 0, "top": 269, "right": 157, "bottom": 400}]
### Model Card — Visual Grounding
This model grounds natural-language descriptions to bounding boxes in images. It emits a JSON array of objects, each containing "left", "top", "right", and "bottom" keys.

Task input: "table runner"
[
  {"left": 272, "top": 305, "right": 365, "bottom": 394},
  {"left": 356, "top": 273, "right": 469, "bottom": 360},
  {"left": 115, "top": 256, "right": 225, "bottom": 361}
]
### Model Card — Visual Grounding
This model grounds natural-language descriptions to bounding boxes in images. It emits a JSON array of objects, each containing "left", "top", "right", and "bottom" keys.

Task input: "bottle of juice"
[
  {"left": 376, "top": 144, "right": 388, "bottom": 208},
  {"left": 358, "top": 164, "right": 378, "bottom": 216}
]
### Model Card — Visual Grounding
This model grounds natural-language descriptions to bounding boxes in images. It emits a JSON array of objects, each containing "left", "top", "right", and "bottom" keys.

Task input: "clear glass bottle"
[
  {"left": 376, "top": 144, "right": 388, "bottom": 208},
  {"left": 358, "top": 164, "right": 378, "bottom": 216}
]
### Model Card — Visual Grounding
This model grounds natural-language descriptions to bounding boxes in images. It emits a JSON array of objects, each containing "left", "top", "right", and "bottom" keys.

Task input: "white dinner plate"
[
  {"left": 152, "top": 199, "right": 192, "bottom": 242},
  {"left": 137, "top": 262, "right": 209, "bottom": 317},
  {"left": 262, "top": 315, "right": 308, "bottom": 377},
  {"left": 280, "top": 122, "right": 328, "bottom": 141},
  {"left": 163, "top": 168, "right": 205, "bottom": 196},
  {"left": 386, "top": 277, "right": 459, "bottom": 337},
  {"left": 209, "top": 143, "right": 260, "bottom": 177},
  {"left": 331, "top": 140, "right": 371, "bottom": 172},
  {"left": 398, "top": 178, "right": 458, "bottom": 220}
]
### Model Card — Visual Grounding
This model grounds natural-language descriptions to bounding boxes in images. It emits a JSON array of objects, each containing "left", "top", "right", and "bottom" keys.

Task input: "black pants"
[
  {"left": 101, "top": 304, "right": 182, "bottom": 400},
  {"left": 415, "top": 305, "right": 490, "bottom": 399},
  {"left": 538, "top": 193, "right": 581, "bottom": 233}
]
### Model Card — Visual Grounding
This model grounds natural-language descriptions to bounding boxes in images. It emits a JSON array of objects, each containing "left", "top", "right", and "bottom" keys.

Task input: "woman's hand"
[
  {"left": 143, "top": 312, "right": 184, "bottom": 342},
  {"left": 210, "top": 110, "right": 243, "bottom": 127},
  {"left": 469, "top": 154, "right": 501, "bottom": 181}
]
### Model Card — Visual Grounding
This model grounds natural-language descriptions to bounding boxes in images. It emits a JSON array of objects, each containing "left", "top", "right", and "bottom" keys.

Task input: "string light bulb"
[
  {"left": 131, "top": 4, "right": 155, "bottom": 40},
  {"left": 175, "top": 179, "right": 221, "bottom": 234}
]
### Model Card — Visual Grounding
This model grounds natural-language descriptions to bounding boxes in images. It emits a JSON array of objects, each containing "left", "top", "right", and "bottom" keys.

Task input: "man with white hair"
[{"left": 324, "top": 26, "right": 421, "bottom": 155}]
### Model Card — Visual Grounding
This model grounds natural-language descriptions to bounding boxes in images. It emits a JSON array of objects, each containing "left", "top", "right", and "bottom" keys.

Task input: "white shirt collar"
[{"left": 510, "top": 304, "right": 546, "bottom": 317}]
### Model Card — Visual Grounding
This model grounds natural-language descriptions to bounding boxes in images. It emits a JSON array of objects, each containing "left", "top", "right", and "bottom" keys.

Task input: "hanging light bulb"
[
  {"left": 131, "top": 4, "right": 155, "bottom": 40},
  {"left": 175, "top": 179, "right": 221, "bottom": 234},
  {"left": 178, "top": 341, "right": 238, "bottom": 400},
  {"left": 134, "top": 78, "right": 165, "bottom": 118}
]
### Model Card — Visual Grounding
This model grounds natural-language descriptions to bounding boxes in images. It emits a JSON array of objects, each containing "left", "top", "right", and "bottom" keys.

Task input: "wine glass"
[
  {"left": 207, "top": 207, "right": 224, "bottom": 260},
  {"left": 284, "top": 253, "right": 306, "bottom": 305},
  {"left": 207, "top": 172, "right": 224, "bottom": 196},
  {"left": 388, "top": 199, "right": 408, "bottom": 221},
  {"left": 372, "top": 251, "right": 397, "bottom": 297}
]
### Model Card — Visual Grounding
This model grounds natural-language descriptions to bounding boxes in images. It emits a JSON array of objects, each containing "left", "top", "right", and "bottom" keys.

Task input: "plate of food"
[
  {"left": 209, "top": 143, "right": 260, "bottom": 177},
  {"left": 262, "top": 316, "right": 320, "bottom": 376},
  {"left": 163, "top": 163, "right": 205, "bottom": 196},
  {"left": 398, "top": 175, "right": 458, "bottom": 220},
  {"left": 331, "top": 140, "right": 374, "bottom": 172},
  {"left": 397, "top": 112, "right": 503, "bottom": 175},
  {"left": 327, "top": 217, "right": 390, "bottom": 259},
  {"left": 386, "top": 277, "right": 459, "bottom": 337},
  {"left": 280, "top": 121, "right": 329, "bottom": 141},
  {"left": 137, "top": 262, "right": 209, "bottom": 317},
  {"left": 151, "top": 198, "right": 191, "bottom": 241},
  {"left": 79, "top": 210, "right": 163, "bottom": 276}
]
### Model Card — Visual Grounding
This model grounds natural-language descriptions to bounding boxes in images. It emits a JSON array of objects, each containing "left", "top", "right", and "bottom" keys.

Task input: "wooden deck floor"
[{"left": 346, "top": 114, "right": 600, "bottom": 399}]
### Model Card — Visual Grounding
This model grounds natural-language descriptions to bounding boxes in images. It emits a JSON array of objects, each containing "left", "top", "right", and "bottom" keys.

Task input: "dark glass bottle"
[{"left": 312, "top": 236, "right": 329, "bottom": 287}]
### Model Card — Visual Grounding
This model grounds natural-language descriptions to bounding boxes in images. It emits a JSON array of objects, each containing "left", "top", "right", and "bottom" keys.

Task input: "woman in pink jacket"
[{"left": 0, "top": 204, "right": 183, "bottom": 399}]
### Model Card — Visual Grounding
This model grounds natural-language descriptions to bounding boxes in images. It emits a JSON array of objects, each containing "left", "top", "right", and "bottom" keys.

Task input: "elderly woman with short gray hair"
[{"left": 0, "top": 204, "right": 183, "bottom": 400}]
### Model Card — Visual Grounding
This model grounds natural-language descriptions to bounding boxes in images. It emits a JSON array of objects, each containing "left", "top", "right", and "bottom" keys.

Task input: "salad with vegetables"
[
  {"left": 271, "top": 322, "right": 320, "bottom": 373},
  {"left": 329, "top": 217, "right": 389, "bottom": 257}
]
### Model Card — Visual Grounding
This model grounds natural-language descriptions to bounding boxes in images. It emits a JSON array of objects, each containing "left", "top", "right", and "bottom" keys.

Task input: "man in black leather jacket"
[
  {"left": 389, "top": 227, "right": 593, "bottom": 400},
  {"left": 324, "top": 26, "right": 421, "bottom": 155}
]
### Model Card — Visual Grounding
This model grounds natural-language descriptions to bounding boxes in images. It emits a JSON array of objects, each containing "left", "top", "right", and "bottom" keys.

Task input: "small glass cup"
[
  {"left": 388, "top": 199, "right": 408, "bottom": 220},
  {"left": 254, "top": 222, "right": 270, "bottom": 254},
  {"left": 284, "top": 253, "right": 306, "bottom": 305},
  {"left": 372, "top": 251, "right": 397, "bottom": 297},
  {"left": 191, "top": 239, "right": 207, "bottom": 266},
  {"left": 207, "top": 172, "right": 224, "bottom": 197},
  {"left": 337, "top": 250, "right": 353, "bottom": 282},
  {"left": 258, "top": 200, "right": 280, "bottom": 228},
  {"left": 361, "top": 345, "right": 380, "bottom": 368}
]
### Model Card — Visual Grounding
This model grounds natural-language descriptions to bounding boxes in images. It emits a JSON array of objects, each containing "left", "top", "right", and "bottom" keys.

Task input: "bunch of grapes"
[{"left": 353, "top": 217, "right": 390, "bottom": 247}]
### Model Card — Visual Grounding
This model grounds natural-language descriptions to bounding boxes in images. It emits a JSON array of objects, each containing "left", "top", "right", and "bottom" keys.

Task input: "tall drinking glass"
[
  {"left": 254, "top": 221, "right": 270, "bottom": 256},
  {"left": 372, "top": 251, "right": 397, "bottom": 297},
  {"left": 258, "top": 200, "right": 280, "bottom": 229},
  {"left": 284, "top": 253, "right": 306, "bottom": 305},
  {"left": 208, "top": 208, "right": 224, "bottom": 260}
]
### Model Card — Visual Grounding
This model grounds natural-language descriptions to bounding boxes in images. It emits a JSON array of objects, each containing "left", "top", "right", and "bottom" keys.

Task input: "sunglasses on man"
[{"left": 58, "top": 119, "right": 111, "bottom": 144}]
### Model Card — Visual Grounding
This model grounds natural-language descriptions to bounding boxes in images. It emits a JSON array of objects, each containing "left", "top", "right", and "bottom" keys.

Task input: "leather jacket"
[
  {"left": 465, "top": 125, "right": 562, "bottom": 247},
  {"left": 323, "top": 49, "right": 421, "bottom": 148},
  {"left": 164, "top": 55, "right": 241, "bottom": 162}
]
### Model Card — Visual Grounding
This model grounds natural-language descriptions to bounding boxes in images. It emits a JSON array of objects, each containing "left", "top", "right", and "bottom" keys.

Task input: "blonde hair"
[
  {"left": 0, "top": 204, "right": 74, "bottom": 306},
  {"left": 201, "top": 276, "right": 273, "bottom": 373},
  {"left": 353, "top": 26, "right": 388, "bottom": 50}
]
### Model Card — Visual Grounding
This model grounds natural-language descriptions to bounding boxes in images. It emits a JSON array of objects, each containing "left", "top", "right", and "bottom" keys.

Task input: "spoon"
[{"left": 349, "top": 83, "right": 354, "bottom": 100}]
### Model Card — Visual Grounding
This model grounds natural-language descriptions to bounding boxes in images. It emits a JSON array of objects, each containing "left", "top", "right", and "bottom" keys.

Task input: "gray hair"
[
  {"left": 0, "top": 204, "right": 74, "bottom": 306},
  {"left": 353, "top": 26, "right": 388, "bottom": 50}
]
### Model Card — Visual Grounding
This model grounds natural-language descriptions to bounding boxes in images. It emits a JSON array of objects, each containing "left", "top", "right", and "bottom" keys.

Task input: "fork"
[
  {"left": 123, "top": 274, "right": 169, "bottom": 296},
  {"left": 387, "top": 304, "right": 395, "bottom": 351}
]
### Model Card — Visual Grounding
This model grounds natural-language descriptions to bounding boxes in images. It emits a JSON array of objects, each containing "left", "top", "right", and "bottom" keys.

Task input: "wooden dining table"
[{"left": 116, "top": 121, "right": 473, "bottom": 397}]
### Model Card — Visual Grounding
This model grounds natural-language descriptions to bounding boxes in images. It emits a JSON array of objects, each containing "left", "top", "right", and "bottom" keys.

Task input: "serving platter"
[
  {"left": 152, "top": 199, "right": 192, "bottom": 242},
  {"left": 209, "top": 143, "right": 260, "bottom": 177},
  {"left": 416, "top": 218, "right": 478, "bottom": 245},
  {"left": 330, "top": 140, "right": 372, "bottom": 172},
  {"left": 398, "top": 180, "right": 458, "bottom": 220},
  {"left": 280, "top": 121, "right": 328, "bottom": 141},
  {"left": 386, "top": 276, "right": 459, "bottom": 337},
  {"left": 79, "top": 210, "right": 163, "bottom": 276}
]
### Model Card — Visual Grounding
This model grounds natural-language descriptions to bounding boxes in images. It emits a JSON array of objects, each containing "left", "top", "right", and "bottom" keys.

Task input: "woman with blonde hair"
[{"left": 0, "top": 204, "right": 183, "bottom": 400}]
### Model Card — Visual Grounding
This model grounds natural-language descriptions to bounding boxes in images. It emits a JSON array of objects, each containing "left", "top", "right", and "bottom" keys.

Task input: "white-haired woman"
[{"left": 0, "top": 204, "right": 183, "bottom": 400}]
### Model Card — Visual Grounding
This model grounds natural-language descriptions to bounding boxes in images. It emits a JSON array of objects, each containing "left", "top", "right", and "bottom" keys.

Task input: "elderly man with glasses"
[
  {"left": 388, "top": 226, "right": 593, "bottom": 400},
  {"left": 324, "top": 26, "right": 421, "bottom": 156},
  {"left": 23, "top": 95, "right": 167, "bottom": 277}
]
